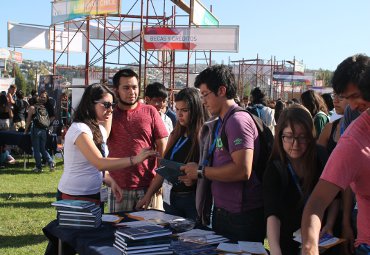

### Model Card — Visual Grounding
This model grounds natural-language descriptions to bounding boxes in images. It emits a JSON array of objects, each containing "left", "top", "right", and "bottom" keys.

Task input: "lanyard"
[
  {"left": 340, "top": 119, "right": 345, "bottom": 136},
  {"left": 170, "top": 136, "right": 189, "bottom": 160},
  {"left": 287, "top": 162, "right": 303, "bottom": 197},
  {"left": 202, "top": 119, "right": 221, "bottom": 166}
]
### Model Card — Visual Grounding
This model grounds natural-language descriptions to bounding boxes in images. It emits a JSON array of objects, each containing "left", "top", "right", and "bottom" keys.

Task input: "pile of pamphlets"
[
  {"left": 51, "top": 200, "right": 102, "bottom": 228},
  {"left": 114, "top": 223, "right": 173, "bottom": 254}
]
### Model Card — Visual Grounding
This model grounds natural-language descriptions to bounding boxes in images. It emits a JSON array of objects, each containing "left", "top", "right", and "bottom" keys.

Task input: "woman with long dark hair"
[
  {"left": 57, "top": 83, "right": 156, "bottom": 204},
  {"left": 263, "top": 105, "right": 335, "bottom": 255},
  {"left": 136, "top": 88, "right": 208, "bottom": 220},
  {"left": 301, "top": 90, "right": 329, "bottom": 137}
]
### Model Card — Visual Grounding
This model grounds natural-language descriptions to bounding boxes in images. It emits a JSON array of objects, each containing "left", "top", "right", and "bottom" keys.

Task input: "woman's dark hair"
[
  {"left": 274, "top": 100, "right": 286, "bottom": 123},
  {"left": 0, "top": 94, "right": 7, "bottom": 107},
  {"left": 73, "top": 83, "right": 115, "bottom": 155},
  {"left": 269, "top": 105, "right": 318, "bottom": 198},
  {"left": 321, "top": 93, "right": 334, "bottom": 112},
  {"left": 300, "top": 90, "right": 328, "bottom": 116},
  {"left": 164, "top": 88, "right": 209, "bottom": 163}
]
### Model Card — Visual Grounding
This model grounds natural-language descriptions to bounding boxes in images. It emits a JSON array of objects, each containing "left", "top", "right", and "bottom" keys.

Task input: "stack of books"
[
  {"left": 113, "top": 224, "right": 173, "bottom": 254},
  {"left": 51, "top": 200, "right": 102, "bottom": 228}
]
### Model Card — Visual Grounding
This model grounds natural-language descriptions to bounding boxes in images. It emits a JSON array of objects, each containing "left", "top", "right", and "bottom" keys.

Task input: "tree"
[
  {"left": 316, "top": 69, "right": 333, "bottom": 87},
  {"left": 26, "top": 68, "right": 36, "bottom": 95},
  {"left": 13, "top": 64, "right": 27, "bottom": 93}
]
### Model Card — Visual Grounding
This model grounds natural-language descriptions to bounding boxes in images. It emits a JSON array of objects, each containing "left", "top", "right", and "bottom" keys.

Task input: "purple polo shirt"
[{"left": 211, "top": 104, "right": 263, "bottom": 213}]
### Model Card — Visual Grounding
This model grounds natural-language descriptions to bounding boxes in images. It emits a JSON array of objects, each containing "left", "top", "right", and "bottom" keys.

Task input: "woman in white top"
[{"left": 57, "top": 83, "right": 156, "bottom": 204}]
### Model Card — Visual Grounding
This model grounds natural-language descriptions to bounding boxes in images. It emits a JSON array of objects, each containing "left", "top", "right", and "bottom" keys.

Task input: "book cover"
[
  {"left": 58, "top": 213, "right": 100, "bottom": 221},
  {"left": 59, "top": 222, "right": 101, "bottom": 228},
  {"left": 155, "top": 159, "right": 185, "bottom": 185},
  {"left": 114, "top": 233, "right": 171, "bottom": 246},
  {"left": 116, "top": 225, "right": 172, "bottom": 240},
  {"left": 115, "top": 237, "right": 171, "bottom": 251},
  {"left": 52, "top": 200, "right": 96, "bottom": 209},
  {"left": 56, "top": 206, "right": 101, "bottom": 215},
  {"left": 59, "top": 218, "right": 101, "bottom": 224}
]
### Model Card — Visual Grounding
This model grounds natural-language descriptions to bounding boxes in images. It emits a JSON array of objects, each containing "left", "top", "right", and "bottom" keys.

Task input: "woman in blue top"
[{"left": 136, "top": 88, "right": 208, "bottom": 220}]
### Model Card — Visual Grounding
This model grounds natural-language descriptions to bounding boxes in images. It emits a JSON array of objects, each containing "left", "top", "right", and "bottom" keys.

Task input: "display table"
[
  {"left": 43, "top": 219, "right": 120, "bottom": 255},
  {"left": 42, "top": 212, "right": 221, "bottom": 255},
  {"left": 0, "top": 130, "right": 32, "bottom": 154}
]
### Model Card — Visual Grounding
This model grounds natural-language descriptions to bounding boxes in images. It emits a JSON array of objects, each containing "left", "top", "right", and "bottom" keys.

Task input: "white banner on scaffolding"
[
  {"left": 65, "top": 20, "right": 141, "bottom": 42},
  {"left": 8, "top": 22, "right": 86, "bottom": 53},
  {"left": 143, "top": 26, "right": 239, "bottom": 52},
  {"left": 52, "top": 0, "right": 120, "bottom": 24}
]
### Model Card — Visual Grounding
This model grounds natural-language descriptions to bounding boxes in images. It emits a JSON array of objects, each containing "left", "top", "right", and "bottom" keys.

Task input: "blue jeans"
[
  {"left": 356, "top": 244, "right": 370, "bottom": 255},
  {"left": 31, "top": 126, "right": 52, "bottom": 169},
  {"left": 0, "top": 150, "right": 9, "bottom": 165},
  {"left": 163, "top": 191, "right": 198, "bottom": 221}
]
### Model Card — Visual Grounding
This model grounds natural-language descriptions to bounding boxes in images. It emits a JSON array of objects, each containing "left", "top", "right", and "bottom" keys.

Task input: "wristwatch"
[{"left": 197, "top": 165, "right": 205, "bottom": 179}]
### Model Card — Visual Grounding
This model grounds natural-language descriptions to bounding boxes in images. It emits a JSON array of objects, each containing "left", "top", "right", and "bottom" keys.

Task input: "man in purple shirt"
[{"left": 181, "top": 65, "right": 265, "bottom": 242}]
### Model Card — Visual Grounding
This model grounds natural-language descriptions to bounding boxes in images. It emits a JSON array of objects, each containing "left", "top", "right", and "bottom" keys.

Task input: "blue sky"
[{"left": 2, "top": 0, "right": 370, "bottom": 71}]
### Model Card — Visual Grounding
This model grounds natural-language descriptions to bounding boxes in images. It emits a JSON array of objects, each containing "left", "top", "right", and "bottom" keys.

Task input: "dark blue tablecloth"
[
  {"left": 43, "top": 220, "right": 121, "bottom": 255},
  {"left": 0, "top": 130, "right": 57, "bottom": 156},
  {"left": 0, "top": 130, "right": 32, "bottom": 154}
]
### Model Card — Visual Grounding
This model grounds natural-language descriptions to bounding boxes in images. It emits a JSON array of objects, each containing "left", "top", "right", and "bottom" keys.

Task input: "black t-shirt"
[
  {"left": 263, "top": 145, "right": 328, "bottom": 254},
  {"left": 164, "top": 136, "right": 197, "bottom": 193},
  {"left": 13, "top": 99, "right": 29, "bottom": 122}
]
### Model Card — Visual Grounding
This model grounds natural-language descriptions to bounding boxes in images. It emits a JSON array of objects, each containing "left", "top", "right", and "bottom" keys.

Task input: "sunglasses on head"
[{"left": 95, "top": 101, "right": 116, "bottom": 109}]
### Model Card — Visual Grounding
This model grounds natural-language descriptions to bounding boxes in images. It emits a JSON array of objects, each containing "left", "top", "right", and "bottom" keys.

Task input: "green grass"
[{"left": 0, "top": 155, "right": 63, "bottom": 255}]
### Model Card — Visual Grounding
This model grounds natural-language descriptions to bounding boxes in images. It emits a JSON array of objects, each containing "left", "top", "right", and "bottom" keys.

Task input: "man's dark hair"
[
  {"left": 194, "top": 64, "right": 236, "bottom": 99},
  {"left": 112, "top": 69, "right": 139, "bottom": 89},
  {"left": 250, "top": 87, "right": 266, "bottom": 105},
  {"left": 332, "top": 54, "right": 370, "bottom": 94},
  {"left": 16, "top": 90, "right": 24, "bottom": 99},
  {"left": 358, "top": 65, "right": 370, "bottom": 101},
  {"left": 144, "top": 82, "right": 167, "bottom": 99}
]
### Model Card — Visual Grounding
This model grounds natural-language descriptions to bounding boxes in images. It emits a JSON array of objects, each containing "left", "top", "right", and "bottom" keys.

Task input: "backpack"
[
  {"left": 220, "top": 106, "right": 274, "bottom": 182},
  {"left": 248, "top": 104, "right": 264, "bottom": 119},
  {"left": 33, "top": 105, "right": 50, "bottom": 129}
]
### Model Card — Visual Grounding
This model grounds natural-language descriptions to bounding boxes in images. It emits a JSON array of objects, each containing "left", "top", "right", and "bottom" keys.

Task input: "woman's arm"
[
  {"left": 317, "top": 122, "right": 332, "bottom": 148},
  {"left": 267, "top": 216, "right": 283, "bottom": 255},
  {"left": 104, "top": 173, "right": 123, "bottom": 202},
  {"left": 320, "top": 198, "right": 339, "bottom": 237},
  {"left": 75, "top": 133, "right": 157, "bottom": 171}
]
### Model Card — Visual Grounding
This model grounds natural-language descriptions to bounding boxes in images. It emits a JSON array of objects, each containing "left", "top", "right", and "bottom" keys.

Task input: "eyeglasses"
[
  {"left": 95, "top": 101, "right": 116, "bottom": 109},
  {"left": 281, "top": 135, "right": 309, "bottom": 144},
  {"left": 331, "top": 93, "right": 345, "bottom": 101},
  {"left": 200, "top": 91, "right": 214, "bottom": 100}
]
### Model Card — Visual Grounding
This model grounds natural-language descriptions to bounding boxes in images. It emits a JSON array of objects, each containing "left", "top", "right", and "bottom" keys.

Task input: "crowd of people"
[
  {"left": 0, "top": 85, "right": 71, "bottom": 170},
  {"left": 57, "top": 55, "right": 369, "bottom": 255},
  {"left": 3, "top": 53, "right": 369, "bottom": 255}
]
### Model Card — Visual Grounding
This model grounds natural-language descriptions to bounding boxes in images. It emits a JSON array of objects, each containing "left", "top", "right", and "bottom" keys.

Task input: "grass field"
[{"left": 0, "top": 155, "right": 63, "bottom": 255}]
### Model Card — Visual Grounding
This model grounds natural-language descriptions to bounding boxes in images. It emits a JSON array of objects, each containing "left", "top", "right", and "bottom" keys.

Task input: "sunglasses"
[{"left": 95, "top": 101, "right": 116, "bottom": 109}]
